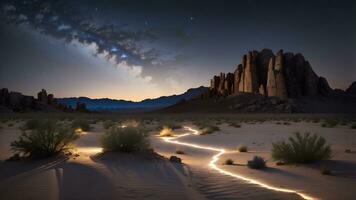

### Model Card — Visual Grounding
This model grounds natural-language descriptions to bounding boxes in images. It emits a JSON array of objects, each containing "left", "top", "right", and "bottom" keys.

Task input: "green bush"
[
  {"left": 272, "top": 132, "right": 331, "bottom": 164},
  {"left": 71, "top": 119, "right": 91, "bottom": 131},
  {"left": 101, "top": 126, "right": 149, "bottom": 153},
  {"left": 11, "top": 120, "right": 79, "bottom": 158},
  {"left": 247, "top": 156, "right": 266, "bottom": 169}
]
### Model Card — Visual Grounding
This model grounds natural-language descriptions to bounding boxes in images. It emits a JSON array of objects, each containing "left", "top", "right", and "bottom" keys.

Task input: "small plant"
[
  {"left": 8, "top": 123, "right": 14, "bottom": 127},
  {"left": 283, "top": 122, "right": 291, "bottom": 125},
  {"left": 345, "top": 149, "right": 352, "bottom": 153},
  {"left": 350, "top": 123, "right": 356, "bottom": 129},
  {"left": 312, "top": 119, "right": 320, "bottom": 123},
  {"left": 176, "top": 149, "right": 185, "bottom": 154},
  {"left": 200, "top": 125, "right": 220, "bottom": 135},
  {"left": 229, "top": 122, "right": 241, "bottom": 128},
  {"left": 238, "top": 145, "right": 248, "bottom": 152},
  {"left": 11, "top": 120, "right": 79, "bottom": 158},
  {"left": 321, "top": 168, "right": 331, "bottom": 175},
  {"left": 103, "top": 120, "right": 115, "bottom": 129},
  {"left": 159, "top": 126, "right": 174, "bottom": 137},
  {"left": 321, "top": 119, "right": 338, "bottom": 128},
  {"left": 247, "top": 156, "right": 266, "bottom": 169},
  {"left": 101, "top": 126, "right": 149, "bottom": 153},
  {"left": 224, "top": 158, "right": 234, "bottom": 165},
  {"left": 272, "top": 132, "right": 331, "bottom": 164}
]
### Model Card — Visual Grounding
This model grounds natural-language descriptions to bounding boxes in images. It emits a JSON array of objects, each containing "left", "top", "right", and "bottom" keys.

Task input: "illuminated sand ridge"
[{"left": 161, "top": 126, "right": 316, "bottom": 200}]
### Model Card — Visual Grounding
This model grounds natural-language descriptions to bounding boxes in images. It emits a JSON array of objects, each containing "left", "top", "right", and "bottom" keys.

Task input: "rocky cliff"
[
  {"left": 0, "top": 88, "right": 87, "bottom": 112},
  {"left": 208, "top": 49, "right": 332, "bottom": 99}
]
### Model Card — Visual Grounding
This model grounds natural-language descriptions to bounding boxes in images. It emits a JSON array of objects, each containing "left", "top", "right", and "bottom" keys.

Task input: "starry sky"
[{"left": 0, "top": 0, "right": 355, "bottom": 101}]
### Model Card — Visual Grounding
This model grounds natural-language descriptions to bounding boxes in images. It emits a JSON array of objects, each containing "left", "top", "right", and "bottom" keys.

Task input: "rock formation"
[
  {"left": 209, "top": 49, "right": 334, "bottom": 99},
  {"left": 0, "top": 88, "right": 87, "bottom": 112},
  {"left": 346, "top": 81, "right": 356, "bottom": 95}
]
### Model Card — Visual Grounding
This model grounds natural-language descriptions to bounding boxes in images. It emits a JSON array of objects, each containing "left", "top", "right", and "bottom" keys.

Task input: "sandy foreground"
[
  {"left": 0, "top": 121, "right": 355, "bottom": 200},
  {"left": 152, "top": 122, "right": 356, "bottom": 200}
]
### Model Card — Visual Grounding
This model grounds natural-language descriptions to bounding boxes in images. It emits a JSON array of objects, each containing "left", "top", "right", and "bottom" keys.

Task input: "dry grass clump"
[
  {"left": 159, "top": 126, "right": 174, "bottom": 137},
  {"left": 229, "top": 122, "right": 241, "bottom": 128},
  {"left": 272, "top": 132, "right": 331, "bottom": 164},
  {"left": 350, "top": 123, "right": 356, "bottom": 129},
  {"left": 101, "top": 126, "right": 149, "bottom": 153},
  {"left": 321, "top": 119, "right": 339, "bottom": 128},
  {"left": 11, "top": 120, "right": 79, "bottom": 159},
  {"left": 247, "top": 156, "right": 266, "bottom": 169},
  {"left": 176, "top": 149, "right": 185, "bottom": 154},
  {"left": 224, "top": 158, "right": 234, "bottom": 165},
  {"left": 200, "top": 125, "right": 220, "bottom": 135},
  {"left": 238, "top": 145, "right": 248, "bottom": 152}
]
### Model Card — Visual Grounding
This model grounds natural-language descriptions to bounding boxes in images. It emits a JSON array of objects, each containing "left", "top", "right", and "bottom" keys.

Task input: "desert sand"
[
  {"left": 0, "top": 119, "right": 355, "bottom": 200},
  {"left": 152, "top": 121, "right": 356, "bottom": 200}
]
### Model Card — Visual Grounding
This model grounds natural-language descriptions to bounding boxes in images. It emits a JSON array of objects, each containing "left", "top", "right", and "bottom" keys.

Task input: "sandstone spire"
[
  {"left": 243, "top": 52, "right": 258, "bottom": 93},
  {"left": 274, "top": 50, "right": 288, "bottom": 99},
  {"left": 267, "top": 57, "right": 277, "bottom": 97}
]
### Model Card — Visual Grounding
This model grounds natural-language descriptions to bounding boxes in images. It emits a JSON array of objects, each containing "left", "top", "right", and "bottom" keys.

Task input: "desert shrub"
[
  {"left": 8, "top": 123, "right": 14, "bottom": 127},
  {"left": 229, "top": 122, "right": 241, "bottom": 128},
  {"left": 224, "top": 158, "right": 234, "bottom": 165},
  {"left": 350, "top": 123, "right": 356, "bottom": 129},
  {"left": 321, "top": 168, "right": 331, "bottom": 175},
  {"left": 283, "top": 122, "right": 291, "bottom": 125},
  {"left": 321, "top": 119, "right": 338, "bottom": 128},
  {"left": 23, "top": 119, "right": 41, "bottom": 130},
  {"left": 238, "top": 145, "right": 248, "bottom": 152},
  {"left": 247, "top": 156, "right": 266, "bottom": 169},
  {"left": 103, "top": 120, "right": 115, "bottom": 129},
  {"left": 11, "top": 120, "right": 79, "bottom": 158},
  {"left": 200, "top": 125, "right": 220, "bottom": 135},
  {"left": 101, "top": 126, "right": 149, "bottom": 153},
  {"left": 71, "top": 119, "right": 91, "bottom": 132},
  {"left": 159, "top": 126, "right": 174, "bottom": 137},
  {"left": 312, "top": 119, "right": 320, "bottom": 123},
  {"left": 276, "top": 121, "right": 281, "bottom": 125},
  {"left": 176, "top": 149, "right": 185, "bottom": 154},
  {"left": 272, "top": 132, "right": 331, "bottom": 164}
]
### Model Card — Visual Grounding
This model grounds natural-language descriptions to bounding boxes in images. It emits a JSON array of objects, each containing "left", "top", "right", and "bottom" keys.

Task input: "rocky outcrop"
[
  {"left": 346, "top": 82, "right": 356, "bottom": 95},
  {"left": 209, "top": 49, "right": 334, "bottom": 99},
  {"left": 0, "top": 88, "right": 86, "bottom": 112}
]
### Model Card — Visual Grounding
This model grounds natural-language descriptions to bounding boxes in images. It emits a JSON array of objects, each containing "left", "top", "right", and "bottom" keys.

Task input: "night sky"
[{"left": 0, "top": 0, "right": 355, "bottom": 101}]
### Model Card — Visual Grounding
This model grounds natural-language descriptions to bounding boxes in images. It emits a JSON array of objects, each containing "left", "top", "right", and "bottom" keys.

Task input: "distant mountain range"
[{"left": 57, "top": 86, "right": 208, "bottom": 111}]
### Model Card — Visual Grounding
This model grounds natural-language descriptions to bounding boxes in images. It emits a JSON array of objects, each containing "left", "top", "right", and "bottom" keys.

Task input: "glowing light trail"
[{"left": 161, "top": 126, "right": 316, "bottom": 200}]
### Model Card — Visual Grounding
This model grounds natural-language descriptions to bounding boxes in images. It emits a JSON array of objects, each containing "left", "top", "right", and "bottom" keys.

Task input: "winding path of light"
[{"left": 161, "top": 126, "right": 316, "bottom": 200}]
